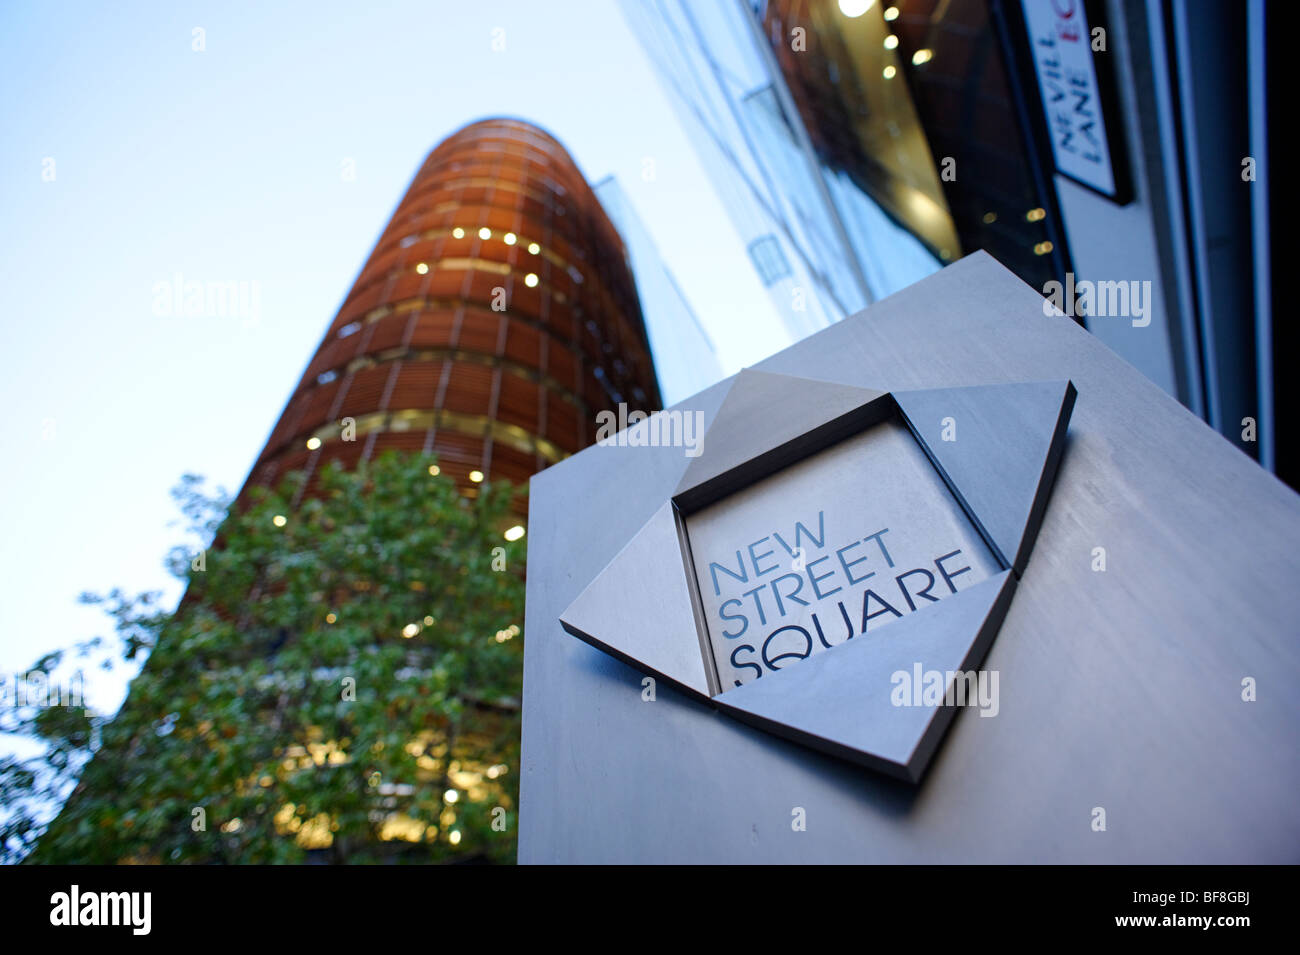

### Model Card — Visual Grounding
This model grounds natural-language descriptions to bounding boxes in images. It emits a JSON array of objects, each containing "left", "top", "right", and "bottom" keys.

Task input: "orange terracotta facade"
[{"left": 246, "top": 118, "right": 660, "bottom": 503}]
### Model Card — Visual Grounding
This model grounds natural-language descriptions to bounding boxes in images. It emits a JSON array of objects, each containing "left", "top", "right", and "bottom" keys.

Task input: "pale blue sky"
[{"left": 0, "top": 1, "right": 789, "bottom": 723}]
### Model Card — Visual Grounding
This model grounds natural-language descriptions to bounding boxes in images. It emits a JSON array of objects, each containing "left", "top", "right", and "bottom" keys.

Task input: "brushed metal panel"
[
  {"left": 674, "top": 368, "right": 884, "bottom": 508},
  {"left": 520, "top": 251, "right": 1300, "bottom": 863},
  {"left": 894, "top": 381, "right": 1077, "bottom": 573},
  {"left": 559, "top": 500, "right": 713, "bottom": 699}
]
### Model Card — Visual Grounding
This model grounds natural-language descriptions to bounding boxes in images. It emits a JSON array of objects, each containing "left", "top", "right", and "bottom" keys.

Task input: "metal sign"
[
  {"left": 560, "top": 370, "right": 1075, "bottom": 782},
  {"left": 688, "top": 422, "right": 1001, "bottom": 690}
]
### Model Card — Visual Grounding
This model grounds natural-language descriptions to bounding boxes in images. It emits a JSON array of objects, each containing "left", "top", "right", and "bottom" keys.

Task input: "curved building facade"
[{"left": 248, "top": 118, "right": 661, "bottom": 504}]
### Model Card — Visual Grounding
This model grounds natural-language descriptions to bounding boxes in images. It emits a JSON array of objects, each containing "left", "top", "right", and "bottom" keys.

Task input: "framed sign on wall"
[
  {"left": 1014, "top": 0, "right": 1132, "bottom": 204},
  {"left": 559, "top": 369, "right": 1076, "bottom": 783}
]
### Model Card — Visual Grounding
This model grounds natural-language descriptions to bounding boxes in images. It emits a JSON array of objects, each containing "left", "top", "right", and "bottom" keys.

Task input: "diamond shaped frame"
[{"left": 560, "top": 370, "right": 1076, "bottom": 782}]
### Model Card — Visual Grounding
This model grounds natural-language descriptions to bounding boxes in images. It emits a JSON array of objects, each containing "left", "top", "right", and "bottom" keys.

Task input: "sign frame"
[
  {"left": 1005, "top": 0, "right": 1133, "bottom": 205},
  {"left": 559, "top": 369, "right": 1076, "bottom": 782}
]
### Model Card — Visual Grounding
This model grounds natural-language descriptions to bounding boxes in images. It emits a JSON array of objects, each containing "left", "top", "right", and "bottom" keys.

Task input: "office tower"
[
  {"left": 593, "top": 176, "right": 724, "bottom": 406},
  {"left": 626, "top": 0, "right": 1277, "bottom": 481},
  {"left": 33, "top": 118, "right": 663, "bottom": 864},
  {"left": 621, "top": 0, "right": 947, "bottom": 340},
  {"left": 246, "top": 117, "right": 661, "bottom": 507}
]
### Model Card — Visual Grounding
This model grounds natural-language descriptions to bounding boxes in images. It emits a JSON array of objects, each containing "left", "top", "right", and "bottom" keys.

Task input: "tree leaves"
[{"left": 5, "top": 453, "right": 525, "bottom": 864}]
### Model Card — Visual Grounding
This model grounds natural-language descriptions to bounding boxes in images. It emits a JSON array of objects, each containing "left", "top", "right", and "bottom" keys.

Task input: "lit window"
[
  {"left": 524, "top": 273, "right": 539, "bottom": 288},
  {"left": 306, "top": 437, "right": 321, "bottom": 450},
  {"left": 478, "top": 227, "right": 492, "bottom": 240},
  {"left": 469, "top": 470, "right": 484, "bottom": 483},
  {"left": 912, "top": 49, "right": 933, "bottom": 65},
  {"left": 884, "top": 35, "right": 898, "bottom": 50},
  {"left": 527, "top": 242, "right": 540, "bottom": 255},
  {"left": 883, "top": 65, "right": 897, "bottom": 79},
  {"left": 272, "top": 514, "right": 287, "bottom": 527},
  {"left": 504, "top": 232, "right": 517, "bottom": 245},
  {"left": 504, "top": 525, "right": 525, "bottom": 542},
  {"left": 428, "top": 464, "right": 441, "bottom": 476},
  {"left": 452, "top": 227, "right": 465, "bottom": 239},
  {"left": 415, "top": 262, "right": 429, "bottom": 275}
]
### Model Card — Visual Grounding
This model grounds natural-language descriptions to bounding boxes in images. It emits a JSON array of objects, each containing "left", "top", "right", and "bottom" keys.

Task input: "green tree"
[{"left": 1, "top": 452, "right": 525, "bottom": 864}]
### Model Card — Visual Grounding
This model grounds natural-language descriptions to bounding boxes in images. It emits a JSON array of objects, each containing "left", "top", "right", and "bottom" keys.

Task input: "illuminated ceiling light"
[
  {"left": 478, "top": 227, "right": 492, "bottom": 240},
  {"left": 527, "top": 242, "right": 540, "bottom": 254},
  {"left": 884, "top": 5, "right": 899, "bottom": 20},
  {"left": 838, "top": 0, "right": 875, "bottom": 17},
  {"left": 449, "top": 830, "right": 462, "bottom": 845},
  {"left": 306, "top": 436, "right": 322, "bottom": 450},
  {"left": 524, "top": 273, "right": 539, "bottom": 288},
  {"left": 1026, "top": 207, "right": 1046, "bottom": 222},
  {"left": 415, "top": 262, "right": 429, "bottom": 275},
  {"left": 423, "top": 615, "right": 435, "bottom": 626},
  {"left": 983, "top": 212, "right": 998, "bottom": 224},
  {"left": 326, "top": 612, "right": 337, "bottom": 624},
  {"left": 452, "top": 227, "right": 465, "bottom": 239},
  {"left": 912, "top": 48, "right": 933, "bottom": 65},
  {"left": 504, "top": 524, "right": 525, "bottom": 542},
  {"left": 272, "top": 514, "right": 287, "bottom": 527},
  {"left": 444, "top": 789, "right": 459, "bottom": 804},
  {"left": 884, "top": 35, "right": 899, "bottom": 50},
  {"left": 504, "top": 232, "right": 517, "bottom": 245},
  {"left": 1034, "top": 241, "right": 1055, "bottom": 255},
  {"left": 882, "top": 65, "right": 897, "bottom": 79},
  {"left": 427, "top": 464, "right": 440, "bottom": 476},
  {"left": 402, "top": 622, "right": 419, "bottom": 638},
  {"left": 469, "top": 470, "right": 484, "bottom": 483}
]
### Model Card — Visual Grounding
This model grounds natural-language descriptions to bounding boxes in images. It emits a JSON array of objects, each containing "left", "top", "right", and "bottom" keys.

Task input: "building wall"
[
  {"left": 519, "top": 252, "right": 1300, "bottom": 864},
  {"left": 620, "top": 0, "right": 942, "bottom": 343},
  {"left": 245, "top": 118, "right": 661, "bottom": 505},
  {"left": 628, "top": 0, "right": 1275, "bottom": 482},
  {"left": 592, "top": 176, "right": 725, "bottom": 406}
]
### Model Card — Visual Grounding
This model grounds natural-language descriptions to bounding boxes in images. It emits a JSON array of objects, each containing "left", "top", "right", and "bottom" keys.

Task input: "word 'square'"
[{"left": 560, "top": 370, "right": 1076, "bottom": 782}]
